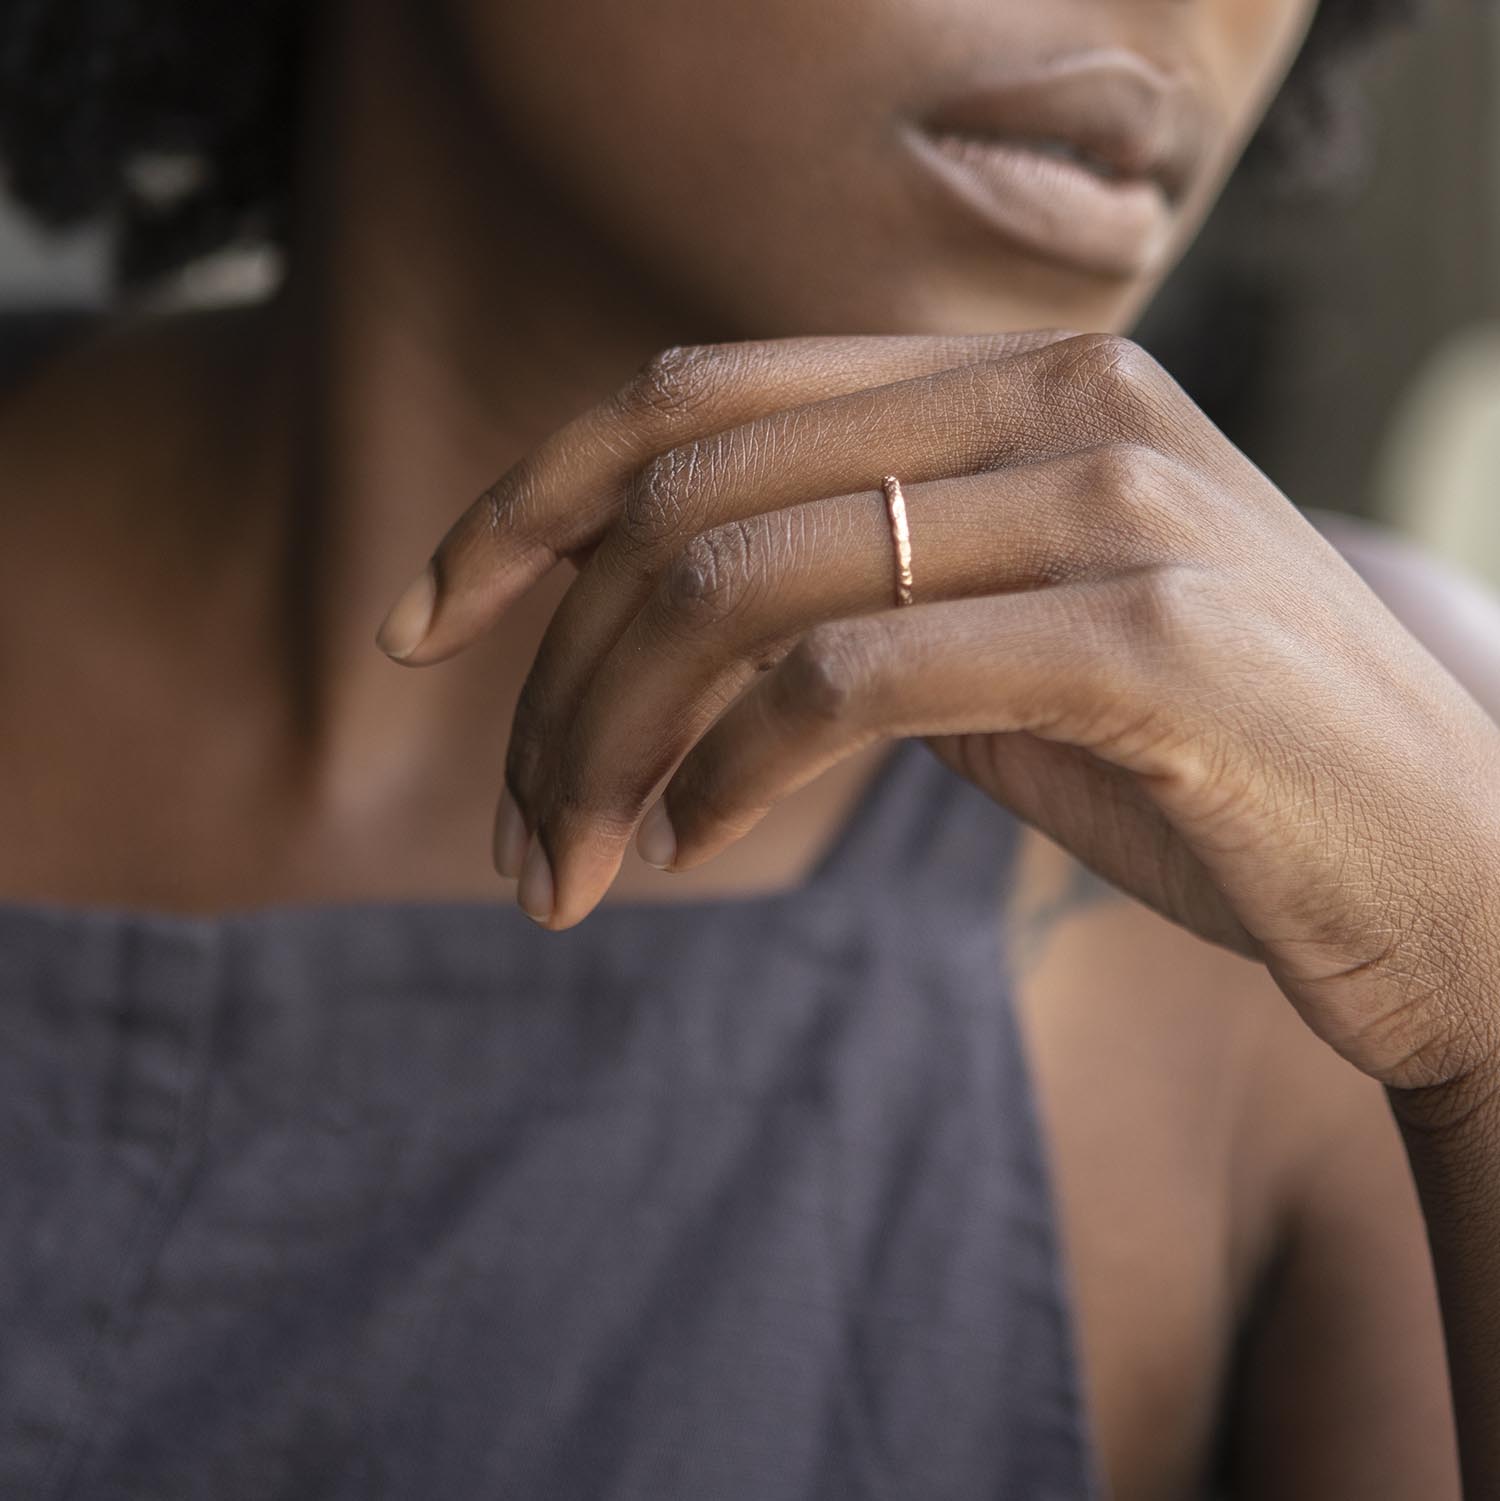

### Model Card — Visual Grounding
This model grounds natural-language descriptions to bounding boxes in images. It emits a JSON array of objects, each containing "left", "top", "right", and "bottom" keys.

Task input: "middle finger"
[{"left": 503, "top": 335, "right": 1162, "bottom": 818}]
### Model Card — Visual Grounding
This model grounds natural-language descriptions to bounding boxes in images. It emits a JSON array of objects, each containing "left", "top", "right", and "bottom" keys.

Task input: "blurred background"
[
  {"left": 1, "top": 0, "right": 1495, "bottom": 587},
  {"left": 1139, "top": 0, "right": 1499, "bottom": 592}
]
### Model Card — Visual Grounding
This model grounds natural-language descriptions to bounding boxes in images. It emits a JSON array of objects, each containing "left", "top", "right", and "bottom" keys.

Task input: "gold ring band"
[{"left": 881, "top": 475, "right": 914, "bottom": 607}]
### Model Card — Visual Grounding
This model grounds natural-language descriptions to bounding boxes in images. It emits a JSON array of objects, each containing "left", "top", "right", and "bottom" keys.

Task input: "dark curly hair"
[{"left": 0, "top": 0, "right": 1429, "bottom": 290}]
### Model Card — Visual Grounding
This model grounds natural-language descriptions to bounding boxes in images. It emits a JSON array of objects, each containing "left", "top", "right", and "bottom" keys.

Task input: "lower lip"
[{"left": 902, "top": 125, "right": 1175, "bottom": 280}]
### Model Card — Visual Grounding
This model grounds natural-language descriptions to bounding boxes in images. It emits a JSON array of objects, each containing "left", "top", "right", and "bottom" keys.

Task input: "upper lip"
[{"left": 915, "top": 49, "right": 1212, "bottom": 205}]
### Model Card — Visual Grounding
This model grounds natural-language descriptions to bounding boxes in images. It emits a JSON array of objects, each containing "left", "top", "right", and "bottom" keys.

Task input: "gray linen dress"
[{"left": 0, "top": 734, "right": 1100, "bottom": 1499}]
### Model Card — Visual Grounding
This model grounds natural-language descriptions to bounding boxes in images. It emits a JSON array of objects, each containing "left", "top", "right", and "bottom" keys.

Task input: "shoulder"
[
  {"left": 1004, "top": 832, "right": 1456, "bottom": 1493},
  {"left": 1001, "top": 833, "right": 1372, "bottom": 1487},
  {"left": 1004, "top": 829, "right": 1374, "bottom": 1268},
  {"left": 1306, "top": 505, "right": 1500, "bottom": 722}
]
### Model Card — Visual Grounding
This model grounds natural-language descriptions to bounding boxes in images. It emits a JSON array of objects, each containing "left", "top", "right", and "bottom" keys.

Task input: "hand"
[{"left": 376, "top": 331, "right": 1500, "bottom": 1097}]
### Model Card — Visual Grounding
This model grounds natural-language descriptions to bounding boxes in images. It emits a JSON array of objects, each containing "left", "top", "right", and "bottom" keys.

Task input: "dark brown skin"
[{"left": 4, "top": 0, "right": 1500, "bottom": 1494}]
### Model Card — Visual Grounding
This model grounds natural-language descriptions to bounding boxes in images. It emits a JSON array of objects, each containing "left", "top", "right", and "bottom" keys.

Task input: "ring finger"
[
  {"left": 518, "top": 442, "right": 1187, "bottom": 926},
  {"left": 498, "top": 336, "right": 1171, "bottom": 818}
]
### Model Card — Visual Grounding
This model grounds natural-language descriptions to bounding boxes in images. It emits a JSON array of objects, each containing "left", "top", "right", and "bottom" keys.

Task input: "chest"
[
  {"left": 0, "top": 642, "right": 895, "bottom": 915},
  {"left": 0, "top": 674, "right": 1248, "bottom": 1500}
]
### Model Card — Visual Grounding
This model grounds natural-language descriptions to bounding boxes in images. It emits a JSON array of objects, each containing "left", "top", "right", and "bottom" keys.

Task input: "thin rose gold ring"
[{"left": 881, "top": 475, "right": 915, "bottom": 607}]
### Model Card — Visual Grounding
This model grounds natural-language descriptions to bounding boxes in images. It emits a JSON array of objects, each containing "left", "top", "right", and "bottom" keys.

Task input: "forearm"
[{"left": 1392, "top": 1074, "right": 1500, "bottom": 1497}]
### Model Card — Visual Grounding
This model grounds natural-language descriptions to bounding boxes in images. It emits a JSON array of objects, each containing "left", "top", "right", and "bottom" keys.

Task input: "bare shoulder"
[
  {"left": 1003, "top": 832, "right": 1454, "bottom": 1497},
  {"left": 1003, "top": 825, "right": 1381, "bottom": 1286},
  {"left": 1306, "top": 505, "right": 1500, "bottom": 722},
  {"left": 1001, "top": 832, "right": 1314, "bottom": 1494}
]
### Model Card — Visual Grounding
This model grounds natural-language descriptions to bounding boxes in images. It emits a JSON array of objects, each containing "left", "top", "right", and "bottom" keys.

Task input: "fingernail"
[
  {"left": 637, "top": 799, "right": 677, "bottom": 870},
  {"left": 375, "top": 562, "right": 436, "bottom": 660},
  {"left": 493, "top": 788, "right": 528, "bottom": 879},
  {"left": 518, "top": 837, "right": 554, "bottom": 923}
]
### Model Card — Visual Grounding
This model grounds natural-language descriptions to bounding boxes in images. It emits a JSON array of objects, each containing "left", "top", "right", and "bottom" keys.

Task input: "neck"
[{"left": 257, "top": 0, "right": 699, "bottom": 807}]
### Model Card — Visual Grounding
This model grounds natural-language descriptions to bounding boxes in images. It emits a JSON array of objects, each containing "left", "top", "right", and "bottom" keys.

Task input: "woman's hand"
[{"left": 375, "top": 331, "right": 1500, "bottom": 1102}]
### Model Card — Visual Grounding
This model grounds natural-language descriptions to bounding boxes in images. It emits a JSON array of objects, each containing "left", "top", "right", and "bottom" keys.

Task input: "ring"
[{"left": 881, "top": 475, "right": 915, "bottom": 607}]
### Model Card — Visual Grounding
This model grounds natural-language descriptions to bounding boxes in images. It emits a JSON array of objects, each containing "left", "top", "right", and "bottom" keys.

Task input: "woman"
[{"left": 1, "top": 1, "right": 1497, "bottom": 1496}]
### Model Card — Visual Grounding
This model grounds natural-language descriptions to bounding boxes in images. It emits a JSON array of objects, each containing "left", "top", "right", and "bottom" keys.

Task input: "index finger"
[{"left": 373, "top": 330, "right": 1072, "bottom": 663}]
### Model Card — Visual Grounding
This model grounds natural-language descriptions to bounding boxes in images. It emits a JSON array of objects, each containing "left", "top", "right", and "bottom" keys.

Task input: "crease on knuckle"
[
  {"left": 480, "top": 481, "right": 511, "bottom": 539},
  {"left": 624, "top": 344, "right": 727, "bottom": 420},
  {"left": 447, "top": 470, "right": 533, "bottom": 565},
  {"left": 622, "top": 442, "right": 707, "bottom": 554},
  {"left": 658, "top": 520, "right": 759, "bottom": 627}
]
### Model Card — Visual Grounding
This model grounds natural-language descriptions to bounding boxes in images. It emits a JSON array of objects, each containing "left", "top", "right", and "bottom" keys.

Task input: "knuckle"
[
  {"left": 657, "top": 521, "right": 757, "bottom": 625},
  {"left": 1087, "top": 438, "right": 1170, "bottom": 490},
  {"left": 442, "top": 471, "right": 531, "bottom": 565},
  {"left": 1082, "top": 440, "right": 1185, "bottom": 531},
  {"left": 1074, "top": 331, "right": 1161, "bottom": 384},
  {"left": 623, "top": 344, "right": 727, "bottom": 419},
  {"left": 774, "top": 625, "right": 879, "bottom": 723},
  {"left": 1118, "top": 563, "right": 1216, "bottom": 653},
  {"left": 478, "top": 480, "right": 514, "bottom": 540},
  {"left": 621, "top": 443, "right": 707, "bottom": 553},
  {"left": 1043, "top": 332, "right": 1165, "bottom": 419}
]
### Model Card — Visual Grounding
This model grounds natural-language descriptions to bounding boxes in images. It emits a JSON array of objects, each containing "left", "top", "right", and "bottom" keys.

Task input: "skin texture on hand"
[{"left": 378, "top": 330, "right": 1500, "bottom": 1108}]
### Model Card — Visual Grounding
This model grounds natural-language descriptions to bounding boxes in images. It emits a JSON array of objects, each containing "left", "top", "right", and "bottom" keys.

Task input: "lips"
[{"left": 904, "top": 49, "right": 1212, "bottom": 279}]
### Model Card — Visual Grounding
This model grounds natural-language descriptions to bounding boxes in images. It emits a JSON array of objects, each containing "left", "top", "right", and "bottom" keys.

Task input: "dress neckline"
[{"left": 0, "top": 736, "right": 929, "bottom": 945}]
